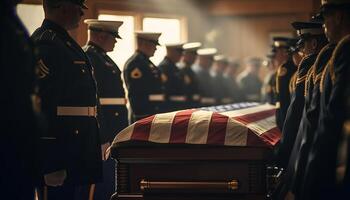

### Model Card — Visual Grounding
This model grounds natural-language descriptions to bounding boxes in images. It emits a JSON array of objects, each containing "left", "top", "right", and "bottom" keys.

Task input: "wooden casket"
[{"left": 110, "top": 103, "right": 281, "bottom": 200}]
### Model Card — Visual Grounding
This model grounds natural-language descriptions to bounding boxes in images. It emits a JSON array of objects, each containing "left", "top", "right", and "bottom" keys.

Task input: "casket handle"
[{"left": 140, "top": 179, "right": 239, "bottom": 191}]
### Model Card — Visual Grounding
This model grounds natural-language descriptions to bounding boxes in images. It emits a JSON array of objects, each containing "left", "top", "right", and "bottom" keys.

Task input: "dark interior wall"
[{"left": 21, "top": 0, "right": 321, "bottom": 60}]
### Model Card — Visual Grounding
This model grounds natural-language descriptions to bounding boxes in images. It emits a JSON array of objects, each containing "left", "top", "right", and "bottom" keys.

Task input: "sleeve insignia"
[
  {"left": 36, "top": 59, "right": 50, "bottom": 79},
  {"left": 161, "top": 73, "right": 168, "bottom": 83},
  {"left": 184, "top": 75, "right": 192, "bottom": 85},
  {"left": 278, "top": 67, "right": 287, "bottom": 77},
  {"left": 130, "top": 68, "right": 142, "bottom": 79}
]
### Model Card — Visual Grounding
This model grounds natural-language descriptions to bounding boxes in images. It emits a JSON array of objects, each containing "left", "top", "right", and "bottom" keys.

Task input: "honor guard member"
[
  {"left": 83, "top": 19, "right": 128, "bottom": 200},
  {"left": 274, "top": 37, "right": 297, "bottom": 130},
  {"left": 31, "top": 0, "right": 102, "bottom": 199},
  {"left": 212, "top": 55, "right": 233, "bottom": 104},
  {"left": 124, "top": 31, "right": 164, "bottom": 122},
  {"left": 261, "top": 50, "right": 278, "bottom": 104},
  {"left": 2, "top": 0, "right": 42, "bottom": 199},
  {"left": 194, "top": 48, "right": 217, "bottom": 106},
  {"left": 277, "top": 20, "right": 327, "bottom": 171},
  {"left": 236, "top": 57, "right": 263, "bottom": 102},
  {"left": 158, "top": 43, "right": 186, "bottom": 111},
  {"left": 282, "top": 44, "right": 336, "bottom": 200},
  {"left": 178, "top": 42, "right": 202, "bottom": 108},
  {"left": 300, "top": 1, "right": 350, "bottom": 199}
]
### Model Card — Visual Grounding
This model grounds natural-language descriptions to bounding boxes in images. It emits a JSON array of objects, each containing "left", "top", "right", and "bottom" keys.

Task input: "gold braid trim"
[
  {"left": 275, "top": 64, "right": 283, "bottom": 94},
  {"left": 320, "top": 63, "right": 329, "bottom": 93},
  {"left": 330, "top": 34, "right": 350, "bottom": 85},
  {"left": 289, "top": 72, "right": 298, "bottom": 93},
  {"left": 297, "top": 74, "right": 307, "bottom": 84},
  {"left": 304, "top": 65, "right": 315, "bottom": 97}
]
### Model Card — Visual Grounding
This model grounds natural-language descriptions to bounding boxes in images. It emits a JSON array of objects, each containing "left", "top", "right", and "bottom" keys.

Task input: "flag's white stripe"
[
  {"left": 148, "top": 111, "right": 178, "bottom": 143},
  {"left": 186, "top": 110, "right": 212, "bottom": 144},
  {"left": 221, "top": 104, "right": 275, "bottom": 118},
  {"left": 113, "top": 123, "right": 135, "bottom": 143},
  {"left": 245, "top": 115, "right": 276, "bottom": 136},
  {"left": 224, "top": 118, "right": 248, "bottom": 146}
]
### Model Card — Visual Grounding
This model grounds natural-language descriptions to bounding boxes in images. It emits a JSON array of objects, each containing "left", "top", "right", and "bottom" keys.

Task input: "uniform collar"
[
  {"left": 42, "top": 19, "right": 71, "bottom": 39},
  {"left": 136, "top": 50, "right": 149, "bottom": 60},
  {"left": 88, "top": 41, "right": 106, "bottom": 54}
]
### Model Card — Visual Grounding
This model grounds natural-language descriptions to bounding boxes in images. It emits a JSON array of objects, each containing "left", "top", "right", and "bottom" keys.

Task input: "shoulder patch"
[
  {"left": 131, "top": 68, "right": 142, "bottom": 79},
  {"left": 184, "top": 75, "right": 192, "bottom": 85},
  {"left": 161, "top": 73, "right": 168, "bottom": 83},
  {"left": 36, "top": 59, "right": 50, "bottom": 79}
]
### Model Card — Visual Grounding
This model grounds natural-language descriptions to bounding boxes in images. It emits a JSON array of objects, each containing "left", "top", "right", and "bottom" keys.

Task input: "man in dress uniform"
[
  {"left": 83, "top": 19, "right": 127, "bottom": 200},
  {"left": 178, "top": 42, "right": 202, "bottom": 108},
  {"left": 31, "top": 0, "right": 102, "bottom": 199},
  {"left": 300, "top": 1, "right": 350, "bottom": 199},
  {"left": 124, "top": 31, "right": 164, "bottom": 122},
  {"left": 212, "top": 55, "right": 234, "bottom": 104},
  {"left": 1, "top": 0, "right": 41, "bottom": 199},
  {"left": 158, "top": 43, "right": 187, "bottom": 111},
  {"left": 277, "top": 20, "right": 327, "bottom": 170},
  {"left": 236, "top": 57, "right": 263, "bottom": 102},
  {"left": 282, "top": 41, "right": 336, "bottom": 200},
  {"left": 193, "top": 48, "right": 217, "bottom": 106},
  {"left": 274, "top": 37, "right": 298, "bottom": 130}
]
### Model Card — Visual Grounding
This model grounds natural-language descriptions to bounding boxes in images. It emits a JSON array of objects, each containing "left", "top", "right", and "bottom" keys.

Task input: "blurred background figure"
[
  {"left": 158, "top": 43, "right": 186, "bottom": 111},
  {"left": 194, "top": 48, "right": 217, "bottom": 106},
  {"left": 236, "top": 57, "right": 263, "bottom": 102},
  {"left": 224, "top": 58, "right": 243, "bottom": 103},
  {"left": 261, "top": 49, "right": 278, "bottom": 104},
  {"left": 83, "top": 19, "right": 128, "bottom": 200},
  {"left": 274, "top": 37, "right": 297, "bottom": 130},
  {"left": 178, "top": 42, "right": 202, "bottom": 108},
  {"left": 212, "top": 55, "right": 233, "bottom": 104}
]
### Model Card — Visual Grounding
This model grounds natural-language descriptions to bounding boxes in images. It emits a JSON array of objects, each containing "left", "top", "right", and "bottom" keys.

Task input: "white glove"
[
  {"left": 44, "top": 170, "right": 67, "bottom": 187},
  {"left": 101, "top": 142, "right": 111, "bottom": 161}
]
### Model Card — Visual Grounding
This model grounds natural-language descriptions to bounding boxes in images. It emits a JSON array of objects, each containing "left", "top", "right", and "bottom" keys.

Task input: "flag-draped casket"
[{"left": 110, "top": 103, "right": 281, "bottom": 200}]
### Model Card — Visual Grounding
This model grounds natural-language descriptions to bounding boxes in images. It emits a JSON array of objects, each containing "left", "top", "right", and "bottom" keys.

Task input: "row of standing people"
[
  {"left": 260, "top": 0, "right": 350, "bottom": 199},
  {"left": 125, "top": 38, "right": 264, "bottom": 122}
]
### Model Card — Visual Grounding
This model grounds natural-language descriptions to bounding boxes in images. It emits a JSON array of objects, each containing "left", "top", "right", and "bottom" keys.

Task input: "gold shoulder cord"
[
  {"left": 275, "top": 64, "right": 282, "bottom": 94},
  {"left": 289, "top": 72, "right": 297, "bottom": 93},
  {"left": 304, "top": 65, "right": 315, "bottom": 97},
  {"left": 330, "top": 35, "right": 350, "bottom": 85}
]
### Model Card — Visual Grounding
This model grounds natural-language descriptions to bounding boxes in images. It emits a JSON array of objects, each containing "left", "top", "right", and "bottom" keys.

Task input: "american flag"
[{"left": 112, "top": 103, "right": 281, "bottom": 148}]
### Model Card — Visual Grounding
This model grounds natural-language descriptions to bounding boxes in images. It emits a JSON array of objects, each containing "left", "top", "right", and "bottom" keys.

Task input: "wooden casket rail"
[{"left": 111, "top": 144, "right": 273, "bottom": 200}]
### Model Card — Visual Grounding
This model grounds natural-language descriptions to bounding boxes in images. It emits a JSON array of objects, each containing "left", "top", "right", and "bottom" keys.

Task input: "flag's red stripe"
[
  {"left": 207, "top": 113, "right": 228, "bottom": 145},
  {"left": 233, "top": 109, "right": 276, "bottom": 125},
  {"left": 259, "top": 127, "right": 282, "bottom": 146},
  {"left": 169, "top": 109, "right": 196, "bottom": 143},
  {"left": 130, "top": 115, "right": 155, "bottom": 141},
  {"left": 246, "top": 129, "right": 269, "bottom": 147}
]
